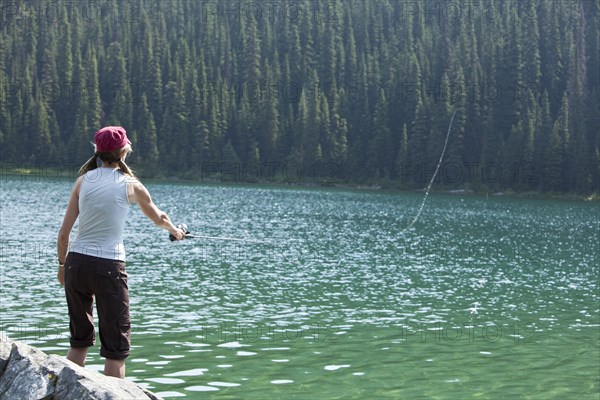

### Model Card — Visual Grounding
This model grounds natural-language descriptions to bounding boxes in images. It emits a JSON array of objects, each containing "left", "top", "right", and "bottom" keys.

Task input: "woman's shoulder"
[
  {"left": 74, "top": 175, "right": 87, "bottom": 186},
  {"left": 124, "top": 176, "right": 146, "bottom": 192},
  {"left": 69, "top": 175, "right": 85, "bottom": 196},
  {"left": 126, "top": 177, "right": 150, "bottom": 204},
  {"left": 123, "top": 174, "right": 141, "bottom": 185}
]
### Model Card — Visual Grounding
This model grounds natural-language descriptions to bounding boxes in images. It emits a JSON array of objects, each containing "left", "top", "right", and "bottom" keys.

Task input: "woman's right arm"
[{"left": 131, "top": 181, "right": 185, "bottom": 240}]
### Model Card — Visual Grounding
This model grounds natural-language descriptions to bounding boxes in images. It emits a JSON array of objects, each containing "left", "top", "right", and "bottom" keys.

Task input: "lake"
[{"left": 0, "top": 176, "right": 598, "bottom": 399}]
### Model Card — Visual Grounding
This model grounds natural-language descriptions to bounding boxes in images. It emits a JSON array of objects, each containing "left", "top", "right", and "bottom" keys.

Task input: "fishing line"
[
  {"left": 181, "top": 233, "right": 269, "bottom": 244},
  {"left": 401, "top": 110, "right": 456, "bottom": 232},
  {"left": 172, "top": 111, "right": 456, "bottom": 243},
  {"left": 169, "top": 224, "right": 270, "bottom": 244}
]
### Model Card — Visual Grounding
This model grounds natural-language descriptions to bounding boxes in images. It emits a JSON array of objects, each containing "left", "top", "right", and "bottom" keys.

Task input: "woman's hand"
[
  {"left": 170, "top": 227, "right": 186, "bottom": 241},
  {"left": 57, "top": 263, "right": 65, "bottom": 286}
]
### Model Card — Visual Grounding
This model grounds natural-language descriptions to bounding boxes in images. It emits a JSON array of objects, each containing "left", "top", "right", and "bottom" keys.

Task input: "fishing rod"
[{"left": 169, "top": 224, "right": 269, "bottom": 244}]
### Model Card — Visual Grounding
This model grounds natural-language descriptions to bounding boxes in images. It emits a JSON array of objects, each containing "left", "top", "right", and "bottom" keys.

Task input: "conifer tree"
[
  {"left": 367, "top": 89, "right": 393, "bottom": 177},
  {"left": 136, "top": 94, "right": 159, "bottom": 175}
]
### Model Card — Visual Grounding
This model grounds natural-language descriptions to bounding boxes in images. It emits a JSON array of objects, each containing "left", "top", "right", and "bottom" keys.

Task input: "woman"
[{"left": 56, "top": 126, "right": 185, "bottom": 378}]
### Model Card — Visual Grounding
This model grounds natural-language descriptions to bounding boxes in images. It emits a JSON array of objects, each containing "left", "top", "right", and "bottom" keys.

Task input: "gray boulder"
[
  {"left": 0, "top": 336, "right": 162, "bottom": 400},
  {"left": 0, "top": 339, "right": 11, "bottom": 376}
]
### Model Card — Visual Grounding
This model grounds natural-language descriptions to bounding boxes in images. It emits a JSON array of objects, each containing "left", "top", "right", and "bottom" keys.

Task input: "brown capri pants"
[{"left": 64, "top": 252, "right": 131, "bottom": 360}]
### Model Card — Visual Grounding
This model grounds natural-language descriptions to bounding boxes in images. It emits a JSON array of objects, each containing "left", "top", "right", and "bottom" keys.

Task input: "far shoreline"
[{"left": 1, "top": 163, "right": 598, "bottom": 203}]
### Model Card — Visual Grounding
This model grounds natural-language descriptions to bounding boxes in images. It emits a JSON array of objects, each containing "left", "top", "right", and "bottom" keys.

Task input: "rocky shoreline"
[{"left": 0, "top": 336, "right": 162, "bottom": 400}]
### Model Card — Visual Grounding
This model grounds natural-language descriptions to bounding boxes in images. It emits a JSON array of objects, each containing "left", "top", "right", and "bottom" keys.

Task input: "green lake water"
[{"left": 1, "top": 177, "right": 598, "bottom": 399}]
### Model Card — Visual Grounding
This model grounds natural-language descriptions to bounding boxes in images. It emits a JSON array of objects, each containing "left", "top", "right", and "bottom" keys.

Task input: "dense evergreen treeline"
[{"left": 0, "top": 0, "right": 598, "bottom": 192}]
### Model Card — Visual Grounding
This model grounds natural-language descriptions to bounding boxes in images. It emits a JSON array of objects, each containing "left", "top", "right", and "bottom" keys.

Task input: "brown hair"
[{"left": 78, "top": 144, "right": 137, "bottom": 178}]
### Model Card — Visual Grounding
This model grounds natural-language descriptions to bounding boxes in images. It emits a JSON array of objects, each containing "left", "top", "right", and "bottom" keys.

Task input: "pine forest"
[{"left": 1, "top": 0, "right": 599, "bottom": 193}]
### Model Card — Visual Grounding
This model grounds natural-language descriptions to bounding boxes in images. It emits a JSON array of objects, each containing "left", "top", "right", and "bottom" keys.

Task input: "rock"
[
  {"left": 0, "top": 337, "right": 11, "bottom": 376},
  {"left": 0, "top": 338, "right": 59, "bottom": 399},
  {"left": 54, "top": 358, "right": 162, "bottom": 400},
  {"left": 0, "top": 337, "right": 162, "bottom": 400}
]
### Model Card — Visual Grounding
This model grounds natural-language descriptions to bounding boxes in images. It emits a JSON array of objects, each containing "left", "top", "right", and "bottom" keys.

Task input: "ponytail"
[
  {"left": 78, "top": 154, "right": 99, "bottom": 176},
  {"left": 78, "top": 143, "right": 137, "bottom": 180},
  {"left": 117, "top": 159, "right": 137, "bottom": 180}
]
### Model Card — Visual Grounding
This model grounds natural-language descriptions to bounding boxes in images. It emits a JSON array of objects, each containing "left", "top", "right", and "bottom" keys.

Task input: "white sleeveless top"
[{"left": 70, "top": 168, "right": 131, "bottom": 261}]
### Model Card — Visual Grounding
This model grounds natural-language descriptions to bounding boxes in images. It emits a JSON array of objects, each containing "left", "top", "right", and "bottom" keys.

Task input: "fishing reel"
[{"left": 169, "top": 223, "right": 190, "bottom": 241}]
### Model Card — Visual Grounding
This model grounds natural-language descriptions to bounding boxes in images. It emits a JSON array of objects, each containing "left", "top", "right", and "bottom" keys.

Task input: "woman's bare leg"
[
  {"left": 66, "top": 347, "right": 88, "bottom": 367},
  {"left": 104, "top": 358, "right": 125, "bottom": 378}
]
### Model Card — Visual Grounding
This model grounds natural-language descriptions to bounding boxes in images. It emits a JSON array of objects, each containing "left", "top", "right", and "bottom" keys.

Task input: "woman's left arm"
[{"left": 57, "top": 177, "right": 82, "bottom": 285}]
